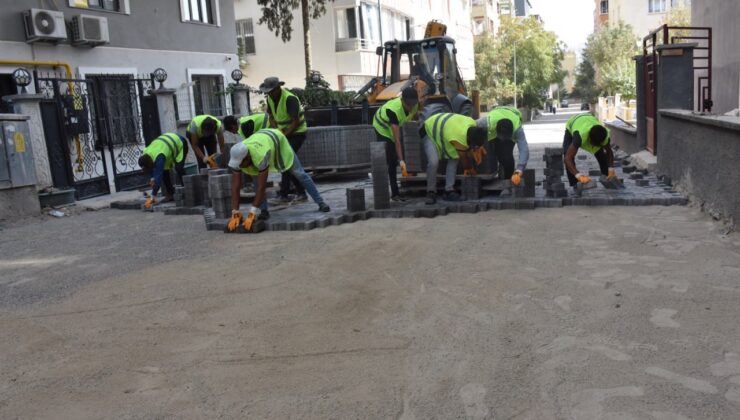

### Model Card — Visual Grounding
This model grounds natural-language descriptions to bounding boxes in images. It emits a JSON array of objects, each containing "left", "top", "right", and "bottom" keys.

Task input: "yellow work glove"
[
  {"left": 463, "top": 168, "right": 477, "bottom": 177},
  {"left": 143, "top": 196, "right": 156, "bottom": 209},
  {"left": 511, "top": 170, "right": 523, "bottom": 186},
  {"left": 227, "top": 210, "right": 243, "bottom": 232},
  {"left": 242, "top": 206, "right": 259, "bottom": 232},
  {"left": 400, "top": 160, "right": 409, "bottom": 177},
  {"left": 204, "top": 154, "right": 218, "bottom": 169},
  {"left": 471, "top": 147, "right": 487, "bottom": 165},
  {"left": 576, "top": 173, "right": 591, "bottom": 184},
  {"left": 607, "top": 167, "right": 617, "bottom": 180}
]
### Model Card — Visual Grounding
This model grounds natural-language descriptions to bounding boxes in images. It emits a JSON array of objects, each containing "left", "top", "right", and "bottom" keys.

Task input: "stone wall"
[{"left": 606, "top": 121, "right": 640, "bottom": 155}]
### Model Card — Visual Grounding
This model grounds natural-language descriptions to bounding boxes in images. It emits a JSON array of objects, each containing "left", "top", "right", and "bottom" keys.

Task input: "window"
[
  {"left": 192, "top": 75, "right": 226, "bottom": 116},
  {"left": 335, "top": 3, "right": 410, "bottom": 51},
  {"left": 600, "top": 0, "right": 608, "bottom": 14},
  {"left": 649, "top": 0, "right": 666, "bottom": 13},
  {"left": 236, "top": 19, "right": 256, "bottom": 56},
  {"left": 182, "top": 0, "right": 218, "bottom": 25},
  {"left": 336, "top": 8, "right": 358, "bottom": 39},
  {"left": 68, "top": 0, "right": 129, "bottom": 13}
]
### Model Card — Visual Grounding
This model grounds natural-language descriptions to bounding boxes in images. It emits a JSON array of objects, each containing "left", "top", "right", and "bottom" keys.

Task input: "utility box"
[{"left": 0, "top": 115, "right": 37, "bottom": 189}]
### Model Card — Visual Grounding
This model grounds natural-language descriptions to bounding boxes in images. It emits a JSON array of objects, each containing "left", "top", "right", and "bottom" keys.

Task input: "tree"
[
  {"left": 256, "top": 0, "right": 334, "bottom": 81},
  {"left": 572, "top": 58, "right": 599, "bottom": 104},
  {"left": 582, "top": 22, "right": 640, "bottom": 98},
  {"left": 662, "top": 5, "right": 691, "bottom": 27},
  {"left": 471, "top": 16, "right": 565, "bottom": 109}
]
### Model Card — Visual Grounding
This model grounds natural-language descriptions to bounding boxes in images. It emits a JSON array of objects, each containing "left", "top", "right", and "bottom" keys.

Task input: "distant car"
[
  {"left": 560, "top": 99, "right": 569, "bottom": 108},
  {"left": 580, "top": 103, "right": 590, "bottom": 111}
]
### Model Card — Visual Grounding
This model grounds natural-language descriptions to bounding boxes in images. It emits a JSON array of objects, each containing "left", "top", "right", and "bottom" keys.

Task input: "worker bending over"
[
  {"left": 187, "top": 114, "right": 225, "bottom": 169},
  {"left": 237, "top": 112, "right": 268, "bottom": 139},
  {"left": 477, "top": 106, "right": 529, "bottom": 186},
  {"left": 227, "top": 128, "right": 330, "bottom": 232},
  {"left": 563, "top": 113, "right": 616, "bottom": 190},
  {"left": 372, "top": 87, "right": 419, "bottom": 201},
  {"left": 420, "top": 113, "right": 487, "bottom": 204},
  {"left": 138, "top": 132, "right": 189, "bottom": 209}
]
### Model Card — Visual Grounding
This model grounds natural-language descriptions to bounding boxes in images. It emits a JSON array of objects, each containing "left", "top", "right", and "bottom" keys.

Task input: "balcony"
[{"left": 335, "top": 38, "right": 376, "bottom": 52}]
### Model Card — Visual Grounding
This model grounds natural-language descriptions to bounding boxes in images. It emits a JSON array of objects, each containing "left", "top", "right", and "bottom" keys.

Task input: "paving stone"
[
  {"left": 401, "top": 208, "right": 420, "bottom": 217},
  {"left": 346, "top": 188, "right": 366, "bottom": 212},
  {"left": 164, "top": 207, "right": 205, "bottom": 216},
  {"left": 635, "top": 179, "right": 650, "bottom": 187},
  {"left": 460, "top": 203, "right": 478, "bottom": 213},
  {"left": 622, "top": 166, "right": 637, "bottom": 173},
  {"left": 546, "top": 182, "right": 566, "bottom": 191},
  {"left": 546, "top": 190, "right": 568, "bottom": 198},
  {"left": 629, "top": 173, "right": 644, "bottom": 180},
  {"left": 330, "top": 215, "right": 347, "bottom": 225},
  {"left": 591, "top": 198, "right": 609, "bottom": 206},
  {"left": 267, "top": 221, "right": 288, "bottom": 231},
  {"left": 315, "top": 218, "right": 331, "bottom": 228},
  {"left": 514, "top": 199, "right": 535, "bottom": 210},
  {"left": 588, "top": 169, "right": 602, "bottom": 177},
  {"left": 577, "top": 155, "right": 587, "bottom": 160}
]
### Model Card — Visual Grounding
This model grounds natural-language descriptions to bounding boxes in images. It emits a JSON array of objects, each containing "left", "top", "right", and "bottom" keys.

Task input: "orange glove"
[
  {"left": 143, "top": 196, "right": 156, "bottom": 209},
  {"left": 471, "top": 147, "right": 487, "bottom": 165},
  {"left": 511, "top": 170, "right": 523, "bottom": 186},
  {"left": 400, "top": 160, "right": 409, "bottom": 177},
  {"left": 204, "top": 154, "right": 218, "bottom": 169},
  {"left": 463, "top": 168, "right": 477, "bottom": 177},
  {"left": 576, "top": 173, "right": 591, "bottom": 184},
  {"left": 242, "top": 206, "right": 258, "bottom": 231},
  {"left": 227, "top": 210, "right": 243, "bottom": 232},
  {"left": 607, "top": 167, "right": 617, "bottom": 179}
]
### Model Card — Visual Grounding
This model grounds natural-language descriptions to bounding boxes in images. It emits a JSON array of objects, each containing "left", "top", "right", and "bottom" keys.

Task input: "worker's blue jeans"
[{"left": 254, "top": 154, "right": 324, "bottom": 211}]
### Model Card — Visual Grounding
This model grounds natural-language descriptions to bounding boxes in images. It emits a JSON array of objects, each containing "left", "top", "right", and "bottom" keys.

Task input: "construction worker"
[
  {"left": 420, "top": 113, "right": 487, "bottom": 204},
  {"left": 372, "top": 87, "right": 419, "bottom": 201},
  {"left": 237, "top": 112, "right": 269, "bottom": 139},
  {"left": 477, "top": 106, "right": 530, "bottom": 186},
  {"left": 260, "top": 76, "right": 308, "bottom": 204},
  {"left": 187, "top": 114, "right": 225, "bottom": 169},
  {"left": 226, "top": 128, "right": 330, "bottom": 232},
  {"left": 563, "top": 113, "right": 616, "bottom": 190},
  {"left": 137, "top": 132, "right": 189, "bottom": 209}
]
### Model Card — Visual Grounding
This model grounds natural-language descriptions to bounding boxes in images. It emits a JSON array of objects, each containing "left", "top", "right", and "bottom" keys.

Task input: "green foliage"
[
  {"left": 572, "top": 58, "right": 599, "bottom": 103},
  {"left": 256, "top": 0, "right": 333, "bottom": 42},
  {"left": 291, "top": 72, "right": 357, "bottom": 107},
  {"left": 471, "top": 16, "right": 565, "bottom": 109},
  {"left": 582, "top": 22, "right": 640, "bottom": 98}
]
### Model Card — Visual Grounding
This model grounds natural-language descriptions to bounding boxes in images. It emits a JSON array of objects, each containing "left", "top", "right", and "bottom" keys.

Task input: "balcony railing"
[{"left": 335, "top": 38, "right": 376, "bottom": 52}]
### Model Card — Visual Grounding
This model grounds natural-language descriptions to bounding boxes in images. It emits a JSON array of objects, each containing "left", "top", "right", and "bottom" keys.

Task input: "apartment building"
[{"left": 595, "top": 0, "right": 691, "bottom": 37}]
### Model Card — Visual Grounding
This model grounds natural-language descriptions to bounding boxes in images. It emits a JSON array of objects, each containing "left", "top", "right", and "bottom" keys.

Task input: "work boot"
[
  {"left": 443, "top": 191, "right": 462, "bottom": 202},
  {"left": 269, "top": 194, "right": 292, "bottom": 205},
  {"left": 318, "top": 202, "right": 331, "bottom": 212},
  {"left": 391, "top": 194, "right": 408, "bottom": 202},
  {"left": 425, "top": 191, "right": 437, "bottom": 205},
  {"left": 292, "top": 193, "right": 308, "bottom": 203},
  {"left": 258, "top": 210, "right": 270, "bottom": 221}
]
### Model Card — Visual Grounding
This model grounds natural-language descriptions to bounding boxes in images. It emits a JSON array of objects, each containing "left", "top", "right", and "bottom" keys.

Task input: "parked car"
[
  {"left": 560, "top": 99, "right": 569, "bottom": 108},
  {"left": 580, "top": 103, "right": 590, "bottom": 110}
]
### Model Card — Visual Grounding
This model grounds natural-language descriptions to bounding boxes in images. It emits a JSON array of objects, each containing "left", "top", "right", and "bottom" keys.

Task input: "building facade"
[
  {"left": 595, "top": 0, "right": 691, "bottom": 37},
  {"left": 234, "top": 0, "right": 475, "bottom": 92}
]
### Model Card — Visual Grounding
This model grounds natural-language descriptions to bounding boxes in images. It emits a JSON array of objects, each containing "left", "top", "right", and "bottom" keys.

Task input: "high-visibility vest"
[
  {"left": 143, "top": 133, "right": 184, "bottom": 170},
  {"left": 237, "top": 113, "right": 268, "bottom": 138},
  {"left": 372, "top": 97, "right": 418, "bottom": 142},
  {"left": 187, "top": 114, "right": 222, "bottom": 138},
  {"left": 423, "top": 113, "right": 477, "bottom": 160},
  {"left": 486, "top": 106, "right": 522, "bottom": 142},
  {"left": 566, "top": 113, "right": 610, "bottom": 155},
  {"left": 240, "top": 129, "right": 295, "bottom": 176},
  {"left": 267, "top": 88, "right": 307, "bottom": 134}
]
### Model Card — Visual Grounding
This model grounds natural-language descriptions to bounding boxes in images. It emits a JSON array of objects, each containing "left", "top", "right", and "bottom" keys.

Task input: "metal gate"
[
  {"left": 643, "top": 25, "right": 712, "bottom": 154},
  {"left": 36, "top": 74, "right": 159, "bottom": 199}
]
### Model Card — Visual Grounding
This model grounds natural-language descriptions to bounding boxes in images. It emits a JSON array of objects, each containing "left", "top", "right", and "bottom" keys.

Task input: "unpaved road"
[{"left": 1, "top": 205, "right": 740, "bottom": 419}]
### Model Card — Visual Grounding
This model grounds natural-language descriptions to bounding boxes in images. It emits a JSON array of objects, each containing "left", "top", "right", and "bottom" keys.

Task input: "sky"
[{"left": 528, "top": 0, "right": 595, "bottom": 56}]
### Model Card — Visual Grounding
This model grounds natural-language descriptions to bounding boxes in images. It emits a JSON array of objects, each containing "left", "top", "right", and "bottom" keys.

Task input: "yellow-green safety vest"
[
  {"left": 240, "top": 129, "right": 295, "bottom": 176},
  {"left": 486, "top": 106, "right": 522, "bottom": 142},
  {"left": 267, "top": 88, "right": 307, "bottom": 134},
  {"left": 143, "top": 133, "right": 184, "bottom": 170},
  {"left": 566, "top": 113, "right": 610, "bottom": 155},
  {"left": 187, "top": 114, "right": 222, "bottom": 138},
  {"left": 423, "top": 113, "right": 477, "bottom": 160},
  {"left": 372, "top": 97, "right": 418, "bottom": 142},
  {"left": 237, "top": 113, "right": 268, "bottom": 138}
]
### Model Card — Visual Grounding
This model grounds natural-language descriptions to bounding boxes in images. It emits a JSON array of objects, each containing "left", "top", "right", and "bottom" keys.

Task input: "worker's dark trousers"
[
  {"left": 161, "top": 140, "right": 190, "bottom": 197},
  {"left": 562, "top": 131, "right": 609, "bottom": 187},
  {"left": 376, "top": 133, "right": 400, "bottom": 197},
  {"left": 280, "top": 133, "right": 306, "bottom": 197},
  {"left": 194, "top": 135, "right": 218, "bottom": 169},
  {"left": 490, "top": 139, "right": 516, "bottom": 179}
]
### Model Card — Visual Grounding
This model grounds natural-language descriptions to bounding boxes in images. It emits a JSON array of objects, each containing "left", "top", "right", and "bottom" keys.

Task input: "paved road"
[
  {"left": 1, "top": 199, "right": 740, "bottom": 418},
  {"left": 525, "top": 105, "right": 585, "bottom": 145}
]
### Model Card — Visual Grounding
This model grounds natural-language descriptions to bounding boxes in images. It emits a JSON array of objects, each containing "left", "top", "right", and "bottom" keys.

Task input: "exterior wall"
[
  {"left": 562, "top": 51, "right": 578, "bottom": 93},
  {"left": 609, "top": 0, "right": 690, "bottom": 38},
  {"left": 234, "top": 0, "right": 476, "bottom": 91},
  {"left": 692, "top": 0, "right": 740, "bottom": 114},
  {"left": 472, "top": 0, "right": 500, "bottom": 36},
  {"left": 594, "top": 0, "right": 609, "bottom": 31},
  {"left": 605, "top": 121, "right": 640, "bottom": 154},
  {"left": 657, "top": 110, "right": 740, "bottom": 227}
]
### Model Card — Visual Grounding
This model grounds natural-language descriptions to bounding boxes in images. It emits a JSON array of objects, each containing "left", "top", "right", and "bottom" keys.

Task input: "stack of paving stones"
[
  {"left": 401, "top": 122, "right": 425, "bottom": 173},
  {"left": 370, "top": 142, "right": 391, "bottom": 209},
  {"left": 461, "top": 177, "right": 482, "bottom": 200},
  {"left": 542, "top": 147, "right": 567, "bottom": 198},
  {"left": 174, "top": 186, "right": 185, "bottom": 208},
  {"left": 346, "top": 188, "right": 366, "bottom": 212},
  {"left": 182, "top": 174, "right": 202, "bottom": 208},
  {"left": 209, "top": 174, "right": 232, "bottom": 219}
]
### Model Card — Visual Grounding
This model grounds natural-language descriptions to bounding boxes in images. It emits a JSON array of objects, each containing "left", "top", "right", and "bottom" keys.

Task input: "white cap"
[{"left": 228, "top": 142, "right": 249, "bottom": 170}]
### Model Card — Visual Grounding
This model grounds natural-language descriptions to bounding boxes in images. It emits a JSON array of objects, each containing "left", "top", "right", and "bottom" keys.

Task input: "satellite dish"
[{"left": 35, "top": 11, "right": 56, "bottom": 35}]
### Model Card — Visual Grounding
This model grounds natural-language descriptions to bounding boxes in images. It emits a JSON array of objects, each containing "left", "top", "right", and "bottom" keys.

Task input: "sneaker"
[
  {"left": 318, "top": 202, "right": 331, "bottom": 212},
  {"left": 292, "top": 193, "right": 308, "bottom": 203},
  {"left": 391, "top": 195, "right": 408, "bottom": 202},
  {"left": 269, "top": 195, "right": 292, "bottom": 205},
  {"left": 257, "top": 210, "right": 270, "bottom": 221},
  {"left": 425, "top": 192, "right": 437, "bottom": 205},
  {"left": 443, "top": 191, "right": 462, "bottom": 202}
]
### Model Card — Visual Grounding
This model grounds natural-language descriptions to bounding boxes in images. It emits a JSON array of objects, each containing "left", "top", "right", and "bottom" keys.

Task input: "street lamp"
[
  {"left": 231, "top": 69, "right": 243, "bottom": 85},
  {"left": 12, "top": 68, "right": 32, "bottom": 94},
  {"left": 152, "top": 68, "right": 168, "bottom": 89}
]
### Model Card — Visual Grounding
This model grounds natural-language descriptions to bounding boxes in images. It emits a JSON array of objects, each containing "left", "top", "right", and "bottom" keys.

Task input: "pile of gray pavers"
[{"left": 542, "top": 147, "right": 568, "bottom": 198}]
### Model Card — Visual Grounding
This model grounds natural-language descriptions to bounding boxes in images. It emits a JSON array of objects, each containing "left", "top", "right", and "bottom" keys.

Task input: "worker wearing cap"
[
  {"left": 187, "top": 114, "right": 225, "bottom": 169},
  {"left": 138, "top": 132, "right": 189, "bottom": 209},
  {"left": 226, "top": 128, "right": 330, "bottom": 232},
  {"left": 372, "top": 87, "right": 419, "bottom": 201},
  {"left": 477, "top": 106, "right": 530, "bottom": 186},
  {"left": 563, "top": 113, "right": 616, "bottom": 189},
  {"left": 260, "top": 77, "right": 308, "bottom": 204},
  {"left": 237, "top": 112, "right": 269, "bottom": 139},
  {"left": 420, "top": 113, "right": 488, "bottom": 204}
]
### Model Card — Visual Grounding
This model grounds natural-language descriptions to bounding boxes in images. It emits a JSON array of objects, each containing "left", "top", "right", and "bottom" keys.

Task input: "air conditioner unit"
[
  {"left": 71, "top": 14, "right": 110, "bottom": 47},
  {"left": 23, "top": 8, "right": 67, "bottom": 43}
]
